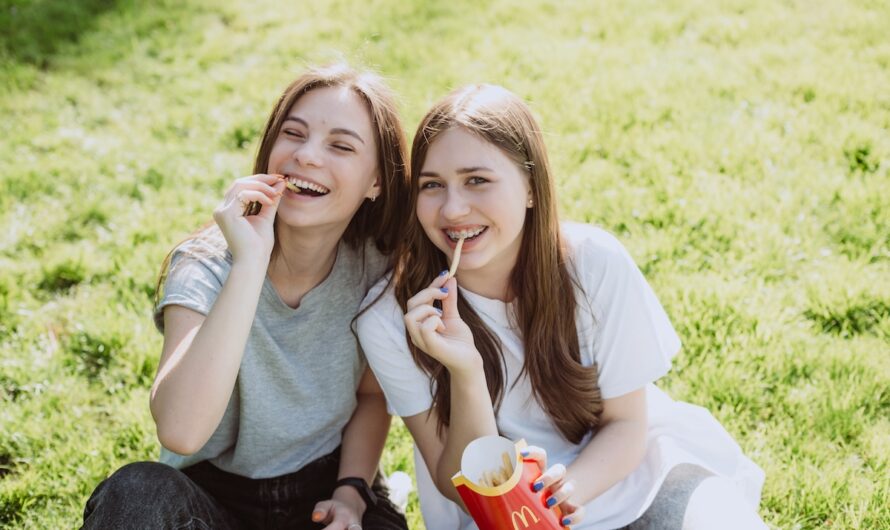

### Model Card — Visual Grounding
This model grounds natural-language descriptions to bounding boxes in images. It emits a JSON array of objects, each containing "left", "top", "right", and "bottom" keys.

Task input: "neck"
[
  {"left": 455, "top": 260, "right": 516, "bottom": 302},
  {"left": 267, "top": 222, "right": 345, "bottom": 306}
]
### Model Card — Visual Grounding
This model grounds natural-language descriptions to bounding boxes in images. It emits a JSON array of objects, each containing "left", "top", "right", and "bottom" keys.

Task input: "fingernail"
[
  {"left": 546, "top": 496, "right": 557, "bottom": 508},
  {"left": 435, "top": 308, "right": 443, "bottom": 315},
  {"left": 311, "top": 511, "right": 323, "bottom": 522},
  {"left": 532, "top": 481, "right": 543, "bottom": 492},
  {"left": 439, "top": 269, "right": 448, "bottom": 276},
  {"left": 562, "top": 516, "right": 572, "bottom": 526},
  {"left": 440, "top": 287, "right": 449, "bottom": 293},
  {"left": 520, "top": 449, "right": 529, "bottom": 457}
]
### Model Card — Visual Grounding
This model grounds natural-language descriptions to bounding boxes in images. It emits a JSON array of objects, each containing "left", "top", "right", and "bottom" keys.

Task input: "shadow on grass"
[{"left": 0, "top": 0, "right": 124, "bottom": 67}]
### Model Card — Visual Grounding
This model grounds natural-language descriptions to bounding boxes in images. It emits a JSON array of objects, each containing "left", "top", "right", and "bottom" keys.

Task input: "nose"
[
  {"left": 292, "top": 139, "right": 323, "bottom": 168},
  {"left": 441, "top": 187, "right": 471, "bottom": 221}
]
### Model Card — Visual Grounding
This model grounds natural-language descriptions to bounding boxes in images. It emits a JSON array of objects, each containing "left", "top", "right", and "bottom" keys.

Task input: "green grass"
[{"left": 1, "top": 0, "right": 888, "bottom": 528}]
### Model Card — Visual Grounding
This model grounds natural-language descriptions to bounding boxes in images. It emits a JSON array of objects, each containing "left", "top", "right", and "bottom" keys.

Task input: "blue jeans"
[{"left": 81, "top": 447, "right": 407, "bottom": 529}]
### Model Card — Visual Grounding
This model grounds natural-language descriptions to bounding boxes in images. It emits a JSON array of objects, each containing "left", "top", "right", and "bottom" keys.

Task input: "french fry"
[
  {"left": 479, "top": 451, "right": 515, "bottom": 488},
  {"left": 243, "top": 201, "right": 260, "bottom": 216},
  {"left": 243, "top": 174, "right": 288, "bottom": 217},
  {"left": 448, "top": 236, "right": 465, "bottom": 278},
  {"left": 501, "top": 451, "right": 513, "bottom": 482},
  {"left": 284, "top": 179, "right": 302, "bottom": 194}
]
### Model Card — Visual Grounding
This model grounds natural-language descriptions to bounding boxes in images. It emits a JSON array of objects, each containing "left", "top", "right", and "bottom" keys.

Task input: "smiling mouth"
[
  {"left": 445, "top": 226, "right": 487, "bottom": 242},
  {"left": 284, "top": 175, "right": 330, "bottom": 197}
]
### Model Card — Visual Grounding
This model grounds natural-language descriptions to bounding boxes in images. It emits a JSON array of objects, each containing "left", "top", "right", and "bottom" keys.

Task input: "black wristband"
[{"left": 335, "top": 476, "right": 378, "bottom": 508}]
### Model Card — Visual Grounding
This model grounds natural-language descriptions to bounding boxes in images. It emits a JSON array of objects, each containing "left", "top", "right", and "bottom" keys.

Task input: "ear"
[{"left": 365, "top": 172, "right": 382, "bottom": 201}]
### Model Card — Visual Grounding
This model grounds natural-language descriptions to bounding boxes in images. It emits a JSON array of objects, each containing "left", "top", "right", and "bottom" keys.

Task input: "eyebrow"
[
  {"left": 283, "top": 116, "right": 365, "bottom": 144},
  {"left": 419, "top": 166, "right": 494, "bottom": 178},
  {"left": 457, "top": 166, "right": 493, "bottom": 174}
]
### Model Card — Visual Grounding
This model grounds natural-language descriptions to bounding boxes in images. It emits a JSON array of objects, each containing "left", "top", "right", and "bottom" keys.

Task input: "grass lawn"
[{"left": 1, "top": 0, "right": 888, "bottom": 528}]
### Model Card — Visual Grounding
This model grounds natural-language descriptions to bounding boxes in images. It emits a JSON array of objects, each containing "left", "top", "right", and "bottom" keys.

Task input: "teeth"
[
  {"left": 286, "top": 176, "right": 330, "bottom": 194},
  {"left": 446, "top": 227, "right": 485, "bottom": 240}
]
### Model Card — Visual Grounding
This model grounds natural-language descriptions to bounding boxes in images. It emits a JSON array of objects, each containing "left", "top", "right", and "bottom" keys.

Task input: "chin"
[{"left": 275, "top": 210, "right": 314, "bottom": 228}]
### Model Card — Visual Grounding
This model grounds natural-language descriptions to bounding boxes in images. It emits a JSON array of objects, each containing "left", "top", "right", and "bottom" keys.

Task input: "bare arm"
[
  {"left": 564, "top": 387, "right": 648, "bottom": 504},
  {"left": 335, "top": 367, "right": 392, "bottom": 504},
  {"left": 437, "top": 366, "right": 499, "bottom": 503},
  {"left": 150, "top": 260, "right": 267, "bottom": 454},
  {"left": 150, "top": 174, "right": 284, "bottom": 455},
  {"left": 403, "top": 393, "right": 498, "bottom": 509},
  {"left": 401, "top": 275, "right": 499, "bottom": 506},
  {"left": 310, "top": 368, "right": 394, "bottom": 527}
]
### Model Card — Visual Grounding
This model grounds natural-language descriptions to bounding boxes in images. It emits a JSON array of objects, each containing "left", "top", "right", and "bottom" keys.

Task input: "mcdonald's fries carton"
[{"left": 452, "top": 436, "right": 566, "bottom": 530}]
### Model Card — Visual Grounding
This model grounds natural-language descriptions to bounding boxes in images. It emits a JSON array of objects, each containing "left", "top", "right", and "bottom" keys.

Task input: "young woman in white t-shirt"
[{"left": 356, "top": 85, "right": 767, "bottom": 529}]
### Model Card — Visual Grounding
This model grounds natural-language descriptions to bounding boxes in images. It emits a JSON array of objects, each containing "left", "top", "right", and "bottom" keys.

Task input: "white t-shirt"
[{"left": 356, "top": 223, "right": 764, "bottom": 530}]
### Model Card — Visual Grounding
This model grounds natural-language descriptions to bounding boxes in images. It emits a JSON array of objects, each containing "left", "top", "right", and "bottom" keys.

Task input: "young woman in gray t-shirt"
[{"left": 82, "top": 64, "right": 411, "bottom": 530}]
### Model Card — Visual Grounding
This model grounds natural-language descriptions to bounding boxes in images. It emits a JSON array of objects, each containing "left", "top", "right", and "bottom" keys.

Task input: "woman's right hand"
[
  {"left": 212, "top": 174, "right": 286, "bottom": 264},
  {"left": 403, "top": 274, "right": 480, "bottom": 376}
]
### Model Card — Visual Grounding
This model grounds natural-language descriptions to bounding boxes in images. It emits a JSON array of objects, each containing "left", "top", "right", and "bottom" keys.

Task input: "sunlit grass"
[{"left": 1, "top": 0, "right": 888, "bottom": 528}]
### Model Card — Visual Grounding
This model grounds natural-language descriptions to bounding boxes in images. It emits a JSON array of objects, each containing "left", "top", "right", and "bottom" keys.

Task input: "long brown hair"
[
  {"left": 394, "top": 85, "right": 602, "bottom": 444},
  {"left": 155, "top": 63, "right": 410, "bottom": 306}
]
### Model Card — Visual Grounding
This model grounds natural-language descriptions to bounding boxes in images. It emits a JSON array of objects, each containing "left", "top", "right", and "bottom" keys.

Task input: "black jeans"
[{"left": 81, "top": 447, "right": 407, "bottom": 529}]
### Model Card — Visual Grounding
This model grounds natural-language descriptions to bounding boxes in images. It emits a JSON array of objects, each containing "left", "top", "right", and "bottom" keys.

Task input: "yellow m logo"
[{"left": 511, "top": 505, "right": 540, "bottom": 529}]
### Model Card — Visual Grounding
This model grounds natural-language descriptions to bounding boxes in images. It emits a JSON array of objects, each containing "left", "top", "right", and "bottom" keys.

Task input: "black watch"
[{"left": 335, "top": 476, "right": 378, "bottom": 508}]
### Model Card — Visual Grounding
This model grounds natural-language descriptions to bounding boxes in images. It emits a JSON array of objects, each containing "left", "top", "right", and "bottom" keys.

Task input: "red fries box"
[{"left": 451, "top": 436, "right": 566, "bottom": 530}]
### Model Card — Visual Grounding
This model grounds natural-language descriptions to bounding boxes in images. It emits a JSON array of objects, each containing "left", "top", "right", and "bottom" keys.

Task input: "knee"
[
  {"left": 83, "top": 462, "right": 198, "bottom": 528},
  {"left": 683, "top": 477, "right": 768, "bottom": 530},
  {"left": 92, "top": 462, "right": 193, "bottom": 505}
]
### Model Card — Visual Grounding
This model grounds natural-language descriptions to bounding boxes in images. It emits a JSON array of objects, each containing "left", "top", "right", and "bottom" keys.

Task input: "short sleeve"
[
  {"left": 569, "top": 225, "right": 681, "bottom": 399},
  {"left": 153, "top": 244, "right": 229, "bottom": 333},
  {"left": 356, "top": 281, "right": 435, "bottom": 417}
]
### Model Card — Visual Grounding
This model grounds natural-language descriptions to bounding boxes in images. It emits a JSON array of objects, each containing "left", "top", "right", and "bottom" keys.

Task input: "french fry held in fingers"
[
  {"left": 243, "top": 174, "right": 287, "bottom": 217},
  {"left": 448, "top": 236, "right": 466, "bottom": 278},
  {"left": 243, "top": 200, "right": 262, "bottom": 217}
]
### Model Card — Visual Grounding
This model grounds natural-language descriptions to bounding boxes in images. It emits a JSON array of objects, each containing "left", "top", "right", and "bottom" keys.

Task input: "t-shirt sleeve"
[
  {"left": 356, "top": 287, "right": 434, "bottom": 417},
  {"left": 153, "top": 246, "right": 228, "bottom": 333},
  {"left": 573, "top": 227, "right": 681, "bottom": 399}
]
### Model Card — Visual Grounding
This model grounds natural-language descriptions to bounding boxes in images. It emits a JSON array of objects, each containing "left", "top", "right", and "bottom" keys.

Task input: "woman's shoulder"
[
  {"left": 165, "top": 226, "right": 232, "bottom": 282},
  {"left": 561, "top": 221, "right": 636, "bottom": 271},
  {"left": 336, "top": 238, "right": 392, "bottom": 290},
  {"left": 355, "top": 273, "right": 408, "bottom": 350},
  {"left": 358, "top": 272, "right": 399, "bottom": 316}
]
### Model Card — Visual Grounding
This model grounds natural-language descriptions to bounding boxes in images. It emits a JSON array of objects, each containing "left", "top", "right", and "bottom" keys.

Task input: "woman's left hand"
[
  {"left": 312, "top": 489, "right": 365, "bottom": 530},
  {"left": 521, "top": 445, "right": 586, "bottom": 528}
]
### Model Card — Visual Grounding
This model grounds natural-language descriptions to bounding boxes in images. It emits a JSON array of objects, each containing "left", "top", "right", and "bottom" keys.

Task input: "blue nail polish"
[
  {"left": 435, "top": 308, "right": 443, "bottom": 315},
  {"left": 439, "top": 270, "right": 448, "bottom": 276},
  {"left": 562, "top": 517, "right": 571, "bottom": 526},
  {"left": 520, "top": 449, "right": 529, "bottom": 457},
  {"left": 546, "top": 496, "right": 557, "bottom": 508},
  {"left": 440, "top": 287, "right": 449, "bottom": 293},
  {"left": 532, "top": 481, "right": 543, "bottom": 492}
]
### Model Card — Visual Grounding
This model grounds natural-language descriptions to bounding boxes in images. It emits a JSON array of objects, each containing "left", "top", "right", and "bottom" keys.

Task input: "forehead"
[
  {"left": 422, "top": 127, "right": 516, "bottom": 172},
  {"left": 288, "top": 86, "right": 374, "bottom": 136}
]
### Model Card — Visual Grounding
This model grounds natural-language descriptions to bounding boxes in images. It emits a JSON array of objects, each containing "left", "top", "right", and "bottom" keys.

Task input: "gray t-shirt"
[{"left": 153, "top": 228, "right": 388, "bottom": 479}]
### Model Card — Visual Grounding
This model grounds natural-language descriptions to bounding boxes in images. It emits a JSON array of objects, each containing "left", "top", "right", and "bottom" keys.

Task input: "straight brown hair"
[
  {"left": 394, "top": 85, "right": 603, "bottom": 444},
  {"left": 155, "top": 63, "right": 410, "bottom": 306}
]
